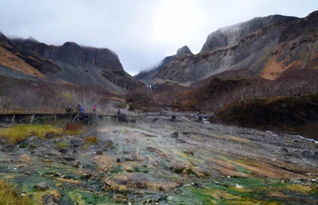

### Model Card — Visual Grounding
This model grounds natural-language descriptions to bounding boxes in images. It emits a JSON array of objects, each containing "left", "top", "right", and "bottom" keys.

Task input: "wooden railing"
[
  {"left": 0, "top": 108, "right": 65, "bottom": 115},
  {"left": 0, "top": 108, "right": 113, "bottom": 116}
]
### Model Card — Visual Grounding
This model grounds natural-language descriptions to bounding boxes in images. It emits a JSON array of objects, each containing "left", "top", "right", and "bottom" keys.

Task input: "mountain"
[
  {"left": 0, "top": 33, "right": 143, "bottom": 111},
  {"left": 136, "top": 11, "right": 318, "bottom": 83},
  {"left": 5, "top": 37, "right": 141, "bottom": 91},
  {"left": 135, "top": 45, "right": 194, "bottom": 84},
  {"left": 131, "top": 10, "right": 318, "bottom": 133}
]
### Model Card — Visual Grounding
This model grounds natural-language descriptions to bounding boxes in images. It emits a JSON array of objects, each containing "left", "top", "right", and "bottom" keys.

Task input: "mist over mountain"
[{"left": 136, "top": 11, "right": 318, "bottom": 84}]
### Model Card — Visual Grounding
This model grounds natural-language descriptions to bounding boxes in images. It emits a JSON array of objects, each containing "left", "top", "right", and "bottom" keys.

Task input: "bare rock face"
[
  {"left": 8, "top": 38, "right": 141, "bottom": 91},
  {"left": 137, "top": 11, "right": 318, "bottom": 83},
  {"left": 201, "top": 15, "right": 296, "bottom": 52},
  {"left": 176, "top": 46, "right": 193, "bottom": 58}
]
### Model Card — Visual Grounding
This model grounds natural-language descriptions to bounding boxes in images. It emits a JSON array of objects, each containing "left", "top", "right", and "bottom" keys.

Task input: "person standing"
[
  {"left": 92, "top": 104, "right": 97, "bottom": 113},
  {"left": 77, "top": 104, "right": 81, "bottom": 113}
]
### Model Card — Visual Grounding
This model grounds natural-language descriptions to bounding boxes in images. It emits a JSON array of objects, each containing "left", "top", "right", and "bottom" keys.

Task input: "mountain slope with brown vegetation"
[
  {"left": 132, "top": 68, "right": 318, "bottom": 138},
  {"left": 0, "top": 32, "right": 142, "bottom": 90},
  {"left": 0, "top": 46, "right": 44, "bottom": 78},
  {"left": 0, "top": 32, "right": 144, "bottom": 111}
]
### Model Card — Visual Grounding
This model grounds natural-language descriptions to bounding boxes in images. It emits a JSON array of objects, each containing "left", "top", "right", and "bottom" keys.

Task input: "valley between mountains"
[{"left": 0, "top": 10, "right": 318, "bottom": 205}]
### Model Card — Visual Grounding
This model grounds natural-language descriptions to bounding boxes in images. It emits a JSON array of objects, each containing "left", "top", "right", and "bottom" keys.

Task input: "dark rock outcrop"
[
  {"left": 9, "top": 38, "right": 141, "bottom": 91},
  {"left": 135, "top": 45, "right": 193, "bottom": 84}
]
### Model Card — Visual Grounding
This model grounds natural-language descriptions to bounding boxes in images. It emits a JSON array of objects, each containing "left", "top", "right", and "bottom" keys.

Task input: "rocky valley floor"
[{"left": 0, "top": 117, "right": 317, "bottom": 204}]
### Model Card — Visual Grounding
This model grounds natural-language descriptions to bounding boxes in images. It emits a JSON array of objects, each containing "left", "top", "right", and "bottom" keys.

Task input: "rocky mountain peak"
[
  {"left": 26, "top": 37, "right": 38, "bottom": 42},
  {"left": 307, "top": 10, "right": 318, "bottom": 19},
  {"left": 176, "top": 46, "right": 193, "bottom": 58},
  {"left": 62, "top": 42, "right": 82, "bottom": 50},
  {"left": 0, "top": 32, "right": 11, "bottom": 48}
]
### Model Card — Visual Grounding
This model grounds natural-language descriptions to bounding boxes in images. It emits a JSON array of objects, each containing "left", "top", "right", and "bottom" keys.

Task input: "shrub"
[
  {"left": 65, "top": 123, "right": 84, "bottom": 131},
  {"left": 84, "top": 136, "right": 98, "bottom": 144},
  {"left": 56, "top": 142, "right": 68, "bottom": 149}
]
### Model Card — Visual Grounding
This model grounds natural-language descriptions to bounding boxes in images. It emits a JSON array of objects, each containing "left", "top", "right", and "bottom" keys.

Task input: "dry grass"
[
  {"left": 0, "top": 124, "right": 63, "bottom": 144},
  {"left": 0, "top": 46, "right": 44, "bottom": 78},
  {"left": 286, "top": 184, "right": 313, "bottom": 193},
  {"left": 0, "top": 180, "right": 31, "bottom": 205}
]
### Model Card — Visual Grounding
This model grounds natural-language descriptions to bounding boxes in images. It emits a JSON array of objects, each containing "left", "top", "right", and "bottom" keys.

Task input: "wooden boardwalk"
[
  {"left": 0, "top": 112, "right": 115, "bottom": 124},
  {"left": 0, "top": 109, "right": 212, "bottom": 124}
]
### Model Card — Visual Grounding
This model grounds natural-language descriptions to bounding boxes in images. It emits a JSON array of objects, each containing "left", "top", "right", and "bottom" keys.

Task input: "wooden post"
[
  {"left": 11, "top": 115, "right": 15, "bottom": 125},
  {"left": 54, "top": 114, "right": 57, "bottom": 122},
  {"left": 30, "top": 114, "right": 34, "bottom": 124},
  {"left": 72, "top": 113, "right": 79, "bottom": 122}
]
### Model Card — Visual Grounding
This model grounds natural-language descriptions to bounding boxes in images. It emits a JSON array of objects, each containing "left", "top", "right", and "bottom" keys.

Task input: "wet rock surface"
[{"left": 0, "top": 117, "right": 317, "bottom": 204}]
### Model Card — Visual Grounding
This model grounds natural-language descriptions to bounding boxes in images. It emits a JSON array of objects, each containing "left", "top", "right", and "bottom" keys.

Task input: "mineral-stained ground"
[{"left": 0, "top": 117, "right": 317, "bottom": 204}]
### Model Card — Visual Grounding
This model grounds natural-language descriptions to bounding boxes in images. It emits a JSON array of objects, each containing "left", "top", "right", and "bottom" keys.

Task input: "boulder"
[
  {"left": 117, "top": 113, "right": 129, "bottom": 122},
  {"left": 34, "top": 182, "right": 50, "bottom": 191},
  {"left": 70, "top": 138, "right": 84, "bottom": 147},
  {"left": 59, "top": 148, "right": 68, "bottom": 154},
  {"left": 1, "top": 145, "right": 15, "bottom": 152},
  {"left": 170, "top": 132, "right": 179, "bottom": 138},
  {"left": 63, "top": 156, "right": 75, "bottom": 161},
  {"left": 281, "top": 147, "right": 289, "bottom": 153},
  {"left": 103, "top": 140, "right": 115, "bottom": 150},
  {"left": 43, "top": 194, "right": 59, "bottom": 205},
  {"left": 45, "top": 133, "right": 57, "bottom": 139},
  {"left": 96, "top": 150, "right": 103, "bottom": 155}
]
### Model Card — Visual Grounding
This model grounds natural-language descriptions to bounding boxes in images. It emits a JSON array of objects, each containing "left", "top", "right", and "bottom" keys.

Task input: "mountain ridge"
[
  {"left": 0, "top": 33, "right": 144, "bottom": 111},
  {"left": 0, "top": 34, "right": 142, "bottom": 93},
  {"left": 136, "top": 10, "right": 318, "bottom": 84}
]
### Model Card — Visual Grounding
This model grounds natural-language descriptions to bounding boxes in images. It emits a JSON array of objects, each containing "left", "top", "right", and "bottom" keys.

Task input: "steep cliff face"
[
  {"left": 9, "top": 39, "right": 140, "bottom": 91},
  {"left": 137, "top": 11, "right": 318, "bottom": 83}
]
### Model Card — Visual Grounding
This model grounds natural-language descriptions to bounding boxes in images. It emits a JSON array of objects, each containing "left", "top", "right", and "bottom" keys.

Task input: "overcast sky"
[{"left": 0, "top": 0, "right": 317, "bottom": 75}]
